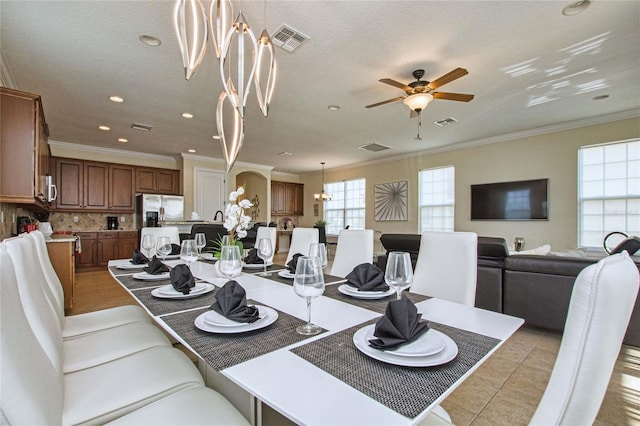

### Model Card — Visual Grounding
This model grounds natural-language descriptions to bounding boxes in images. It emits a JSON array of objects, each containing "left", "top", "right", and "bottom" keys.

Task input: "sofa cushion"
[
  {"left": 505, "top": 255, "right": 598, "bottom": 277},
  {"left": 379, "top": 234, "right": 421, "bottom": 254}
]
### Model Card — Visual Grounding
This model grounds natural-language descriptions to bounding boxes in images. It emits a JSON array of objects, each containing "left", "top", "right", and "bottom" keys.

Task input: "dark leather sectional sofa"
[{"left": 377, "top": 234, "right": 640, "bottom": 347}]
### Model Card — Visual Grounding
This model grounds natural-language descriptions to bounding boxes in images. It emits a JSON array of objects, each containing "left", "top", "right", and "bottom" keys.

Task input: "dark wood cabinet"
[
  {"left": 117, "top": 231, "right": 138, "bottom": 259},
  {"left": 54, "top": 158, "right": 84, "bottom": 210},
  {"left": 271, "top": 181, "right": 304, "bottom": 215},
  {"left": 136, "top": 167, "right": 180, "bottom": 195},
  {"left": 109, "top": 164, "right": 135, "bottom": 211},
  {"left": 0, "top": 87, "right": 50, "bottom": 208},
  {"left": 83, "top": 162, "right": 109, "bottom": 210},
  {"left": 75, "top": 232, "right": 98, "bottom": 269},
  {"left": 97, "top": 232, "right": 118, "bottom": 266},
  {"left": 76, "top": 231, "right": 139, "bottom": 270}
]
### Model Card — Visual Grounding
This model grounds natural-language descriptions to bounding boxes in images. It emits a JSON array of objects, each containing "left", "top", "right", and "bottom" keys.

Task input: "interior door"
[{"left": 194, "top": 168, "right": 225, "bottom": 222}]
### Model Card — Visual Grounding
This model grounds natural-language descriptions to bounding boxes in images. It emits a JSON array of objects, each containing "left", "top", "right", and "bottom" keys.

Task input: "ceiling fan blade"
[
  {"left": 427, "top": 68, "right": 469, "bottom": 90},
  {"left": 433, "top": 92, "right": 475, "bottom": 102},
  {"left": 365, "top": 96, "right": 405, "bottom": 108},
  {"left": 379, "top": 78, "right": 412, "bottom": 91}
]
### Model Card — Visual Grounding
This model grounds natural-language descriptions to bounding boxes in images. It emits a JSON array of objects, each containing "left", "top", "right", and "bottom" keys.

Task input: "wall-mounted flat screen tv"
[{"left": 471, "top": 178, "right": 548, "bottom": 220}]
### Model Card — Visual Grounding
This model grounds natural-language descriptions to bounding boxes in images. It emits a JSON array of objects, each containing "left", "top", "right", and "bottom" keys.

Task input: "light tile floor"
[{"left": 73, "top": 254, "right": 640, "bottom": 425}]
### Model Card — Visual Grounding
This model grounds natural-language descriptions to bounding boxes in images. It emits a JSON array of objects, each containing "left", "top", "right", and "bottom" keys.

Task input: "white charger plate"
[
  {"left": 132, "top": 271, "right": 170, "bottom": 281},
  {"left": 353, "top": 325, "right": 458, "bottom": 367},
  {"left": 195, "top": 306, "right": 278, "bottom": 333},
  {"left": 338, "top": 284, "right": 395, "bottom": 300},
  {"left": 243, "top": 262, "right": 273, "bottom": 269},
  {"left": 277, "top": 270, "right": 295, "bottom": 279},
  {"left": 151, "top": 283, "right": 214, "bottom": 299},
  {"left": 116, "top": 261, "right": 147, "bottom": 270}
]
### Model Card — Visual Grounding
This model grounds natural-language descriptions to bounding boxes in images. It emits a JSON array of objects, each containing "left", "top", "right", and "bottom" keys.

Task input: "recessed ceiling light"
[
  {"left": 328, "top": 105, "right": 340, "bottom": 111},
  {"left": 593, "top": 94, "right": 610, "bottom": 100},
  {"left": 109, "top": 95, "right": 124, "bottom": 103},
  {"left": 212, "top": 135, "right": 221, "bottom": 140},
  {"left": 562, "top": 0, "right": 591, "bottom": 16},
  {"left": 188, "top": 149, "right": 196, "bottom": 153},
  {"left": 278, "top": 152, "right": 293, "bottom": 156},
  {"left": 98, "top": 125, "right": 110, "bottom": 131},
  {"left": 118, "top": 138, "right": 128, "bottom": 143},
  {"left": 139, "top": 35, "right": 161, "bottom": 46},
  {"left": 181, "top": 112, "right": 194, "bottom": 119}
]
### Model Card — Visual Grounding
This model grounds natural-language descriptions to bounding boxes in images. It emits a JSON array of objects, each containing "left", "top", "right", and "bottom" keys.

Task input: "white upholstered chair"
[
  {"left": 330, "top": 229, "right": 375, "bottom": 277},
  {"left": 285, "top": 227, "right": 319, "bottom": 264},
  {"left": 27, "top": 230, "right": 152, "bottom": 338},
  {"left": 409, "top": 231, "right": 478, "bottom": 306},
  {"left": 530, "top": 252, "right": 639, "bottom": 425},
  {"left": 140, "top": 226, "right": 180, "bottom": 257},
  {"left": 255, "top": 226, "right": 277, "bottom": 263}
]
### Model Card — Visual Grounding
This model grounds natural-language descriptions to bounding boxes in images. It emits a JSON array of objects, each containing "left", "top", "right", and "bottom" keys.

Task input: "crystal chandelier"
[
  {"left": 173, "top": 0, "right": 276, "bottom": 174},
  {"left": 314, "top": 162, "right": 332, "bottom": 201}
]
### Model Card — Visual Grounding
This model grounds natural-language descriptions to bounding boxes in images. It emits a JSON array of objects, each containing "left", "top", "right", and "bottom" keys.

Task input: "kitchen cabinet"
[
  {"left": 83, "top": 161, "right": 109, "bottom": 210},
  {"left": 109, "top": 164, "right": 135, "bottom": 211},
  {"left": 0, "top": 87, "right": 51, "bottom": 208},
  {"left": 76, "top": 231, "right": 140, "bottom": 270},
  {"left": 135, "top": 167, "right": 180, "bottom": 195},
  {"left": 46, "top": 239, "right": 76, "bottom": 310},
  {"left": 271, "top": 181, "right": 304, "bottom": 215}
]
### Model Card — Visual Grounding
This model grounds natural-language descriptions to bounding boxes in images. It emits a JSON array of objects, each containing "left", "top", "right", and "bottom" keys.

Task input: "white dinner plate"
[
  {"left": 157, "top": 254, "right": 180, "bottom": 260},
  {"left": 200, "top": 253, "right": 216, "bottom": 261},
  {"left": 353, "top": 325, "right": 458, "bottom": 367},
  {"left": 338, "top": 284, "right": 395, "bottom": 300},
  {"left": 151, "top": 283, "right": 214, "bottom": 299},
  {"left": 116, "top": 261, "right": 147, "bottom": 270},
  {"left": 195, "top": 306, "right": 278, "bottom": 333},
  {"left": 243, "top": 262, "right": 273, "bottom": 269},
  {"left": 385, "top": 329, "right": 446, "bottom": 357},
  {"left": 277, "top": 270, "right": 295, "bottom": 279},
  {"left": 132, "top": 271, "right": 171, "bottom": 281}
]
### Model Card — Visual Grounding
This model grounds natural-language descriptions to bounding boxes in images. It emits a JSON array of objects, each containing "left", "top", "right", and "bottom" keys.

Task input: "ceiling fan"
[{"left": 365, "top": 68, "right": 475, "bottom": 116}]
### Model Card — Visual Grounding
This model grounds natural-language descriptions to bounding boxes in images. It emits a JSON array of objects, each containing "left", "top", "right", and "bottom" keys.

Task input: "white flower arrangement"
[{"left": 223, "top": 186, "right": 253, "bottom": 240}]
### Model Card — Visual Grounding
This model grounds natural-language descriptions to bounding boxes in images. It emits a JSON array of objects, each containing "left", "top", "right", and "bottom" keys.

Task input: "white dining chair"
[
  {"left": 285, "top": 227, "right": 319, "bottom": 264},
  {"left": 330, "top": 229, "right": 374, "bottom": 277},
  {"left": 255, "top": 226, "right": 277, "bottom": 263},
  {"left": 530, "top": 251, "right": 639, "bottom": 425},
  {"left": 409, "top": 231, "right": 478, "bottom": 306},
  {"left": 140, "top": 226, "right": 180, "bottom": 257}
]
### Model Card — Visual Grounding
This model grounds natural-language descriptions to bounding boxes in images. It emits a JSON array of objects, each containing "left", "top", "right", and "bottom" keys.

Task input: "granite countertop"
[{"left": 45, "top": 234, "right": 78, "bottom": 243}]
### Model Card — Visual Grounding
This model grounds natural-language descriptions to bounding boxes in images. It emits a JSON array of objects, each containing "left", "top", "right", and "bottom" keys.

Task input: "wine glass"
[
  {"left": 180, "top": 239, "right": 198, "bottom": 267},
  {"left": 256, "top": 238, "right": 273, "bottom": 276},
  {"left": 218, "top": 245, "right": 242, "bottom": 279},
  {"left": 308, "top": 243, "right": 328, "bottom": 270},
  {"left": 293, "top": 256, "right": 325, "bottom": 335},
  {"left": 384, "top": 251, "right": 413, "bottom": 300},
  {"left": 194, "top": 232, "right": 206, "bottom": 258},
  {"left": 141, "top": 234, "right": 155, "bottom": 258},
  {"left": 156, "top": 236, "right": 172, "bottom": 262}
]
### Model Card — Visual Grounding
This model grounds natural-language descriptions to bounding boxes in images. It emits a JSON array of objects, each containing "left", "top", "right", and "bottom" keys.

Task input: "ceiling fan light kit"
[{"left": 403, "top": 93, "right": 434, "bottom": 112}]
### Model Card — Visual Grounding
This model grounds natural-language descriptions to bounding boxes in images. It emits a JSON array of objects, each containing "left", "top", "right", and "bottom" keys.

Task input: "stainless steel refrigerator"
[{"left": 136, "top": 194, "right": 184, "bottom": 228}]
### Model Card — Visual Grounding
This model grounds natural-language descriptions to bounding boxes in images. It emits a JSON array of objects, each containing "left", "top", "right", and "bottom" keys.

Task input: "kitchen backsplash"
[
  {"left": 0, "top": 202, "right": 30, "bottom": 239},
  {"left": 49, "top": 212, "right": 135, "bottom": 232}
]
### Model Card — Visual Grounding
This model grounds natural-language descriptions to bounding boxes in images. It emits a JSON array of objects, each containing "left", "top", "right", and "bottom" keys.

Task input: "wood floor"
[{"left": 71, "top": 255, "right": 640, "bottom": 425}]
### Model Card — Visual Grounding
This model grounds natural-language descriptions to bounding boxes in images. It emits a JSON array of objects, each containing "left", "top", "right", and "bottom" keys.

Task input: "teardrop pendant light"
[
  {"left": 173, "top": 0, "right": 208, "bottom": 80},
  {"left": 208, "top": 0, "right": 233, "bottom": 58},
  {"left": 216, "top": 87, "right": 245, "bottom": 174},
  {"left": 254, "top": 29, "right": 277, "bottom": 117}
]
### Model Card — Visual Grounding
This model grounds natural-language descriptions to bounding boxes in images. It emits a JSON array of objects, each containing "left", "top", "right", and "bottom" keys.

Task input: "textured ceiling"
[{"left": 1, "top": 1, "right": 639, "bottom": 173}]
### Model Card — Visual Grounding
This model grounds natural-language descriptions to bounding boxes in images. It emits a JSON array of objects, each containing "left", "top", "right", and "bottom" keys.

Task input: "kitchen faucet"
[{"left": 214, "top": 210, "right": 223, "bottom": 221}]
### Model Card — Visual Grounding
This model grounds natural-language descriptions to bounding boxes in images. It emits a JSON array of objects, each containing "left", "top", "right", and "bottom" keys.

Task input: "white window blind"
[
  {"left": 324, "top": 178, "right": 366, "bottom": 235},
  {"left": 419, "top": 166, "right": 455, "bottom": 232}
]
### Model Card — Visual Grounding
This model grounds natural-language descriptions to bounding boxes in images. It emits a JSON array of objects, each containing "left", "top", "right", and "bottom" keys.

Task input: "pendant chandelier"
[
  {"left": 314, "top": 162, "right": 332, "bottom": 201},
  {"left": 173, "top": 0, "right": 277, "bottom": 174}
]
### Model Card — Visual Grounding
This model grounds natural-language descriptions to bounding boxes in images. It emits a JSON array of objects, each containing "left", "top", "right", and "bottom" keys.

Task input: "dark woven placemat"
[
  {"left": 109, "top": 265, "right": 145, "bottom": 276},
  {"left": 263, "top": 272, "right": 346, "bottom": 286},
  {"left": 322, "top": 285, "right": 430, "bottom": 314},
  {"left": 290, "top": 320, "right": 500, "bottom": 419},
  {"left": 162, "top": 304, "right": 323, "bottom": 371},
  {"left": 130, "top": 284, "right": 219, "bottom": 316},
  {"left": 116, "top": 274, "right": 171, "bottom": 290},
  {"left": 243, "top": 263, "right": 287, "bottom": 274}
]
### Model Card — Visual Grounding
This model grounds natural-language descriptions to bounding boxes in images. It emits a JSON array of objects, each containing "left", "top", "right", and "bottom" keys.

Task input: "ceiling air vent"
[
  {"left": 359, "top": 143, "right": 391, "bottom": 152},
  {"left": 271, "top": 25, "right": 309, "bottom": 52},
  {"left": 132, "top": 122, "right": 153, "bottom": 131},
  {"left": 434, "top": 117, "right": 457, "bottom": 127}
]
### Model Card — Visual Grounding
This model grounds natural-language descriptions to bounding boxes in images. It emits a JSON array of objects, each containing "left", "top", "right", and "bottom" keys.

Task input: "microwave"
[{"left": 45, "top": 175, "right": 57, "bottom": 202}]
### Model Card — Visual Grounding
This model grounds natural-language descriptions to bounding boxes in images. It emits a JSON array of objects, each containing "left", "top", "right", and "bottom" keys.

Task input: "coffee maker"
[
  {"left": 107, "top": 216, "right": 119, "bottom": 230},
  {"left": 146, "top": 211, "right": 159, "bottom": 227}
]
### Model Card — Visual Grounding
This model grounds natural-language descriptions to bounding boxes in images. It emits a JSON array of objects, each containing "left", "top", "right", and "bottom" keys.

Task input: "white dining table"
[{"left": 108, "top": 258, "right": 524, "bottom": 426}]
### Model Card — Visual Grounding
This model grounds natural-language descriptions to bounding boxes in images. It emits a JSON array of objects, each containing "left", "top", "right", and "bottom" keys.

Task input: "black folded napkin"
[
  {"left": 243, "top": 248, "right": 264, "bottom": 265},
  {"left": 170, "top": 264, "right": 195, "bottom": 294},
  {"left": 346, "top": 263, "right": 389, "bottom": 292},
  {"left": 286, "top": 253, "right": 304, "bottom": 273},
  {"left": 143, "top": 256, "right": 170, "bottom": 275},
  {"left": 170, "top": 243, "right": 181, "bottom": 255},
  {"left": 210, "top": 281, "right": 259, "bottom": 323},
  {"left": 368, "top": 296, "right": 430, "bottom": 350},
  {"left": 130, "top": 248, "right": 149, "bottom": 265}
]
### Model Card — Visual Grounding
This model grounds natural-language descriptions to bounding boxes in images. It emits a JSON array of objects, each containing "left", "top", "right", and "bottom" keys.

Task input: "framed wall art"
[{"left": 375, "top": 181, "right": 408, "bottom": 221}]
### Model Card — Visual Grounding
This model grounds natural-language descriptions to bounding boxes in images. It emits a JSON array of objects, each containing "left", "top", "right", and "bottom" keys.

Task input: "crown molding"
[
  {"left": 180, "top": 153, "right": 274, "bottom": 172},
  {"left": 323, "top": 109, "right": 640, "bottom": 174},
  {"left": 48, "top": 140, "right": 178, "bottom": 165},
  {"left": 0, "top": 49, "right": 17, "bottom": 89}
]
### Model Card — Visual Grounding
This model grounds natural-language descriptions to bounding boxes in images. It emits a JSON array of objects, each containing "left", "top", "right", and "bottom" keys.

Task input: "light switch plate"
[{"left": 73, "top": 216, "right": 79, "bottom": 223}]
